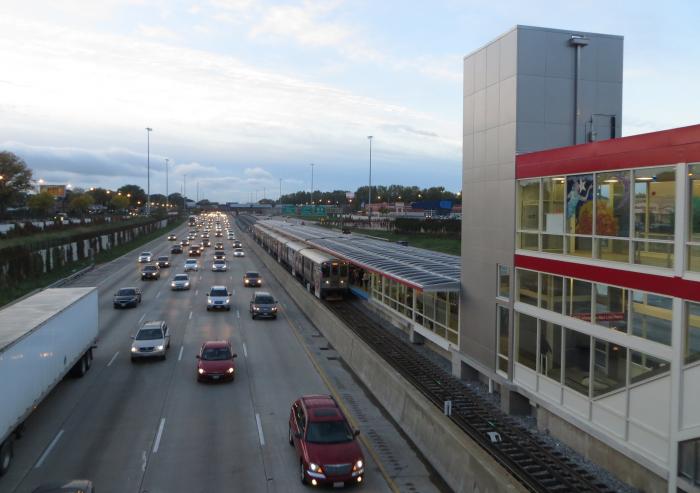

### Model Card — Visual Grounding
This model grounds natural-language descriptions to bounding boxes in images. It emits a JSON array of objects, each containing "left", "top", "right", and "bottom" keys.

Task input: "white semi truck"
[{"left": 0, "top": 287, "right": 98, "bottom": 476}]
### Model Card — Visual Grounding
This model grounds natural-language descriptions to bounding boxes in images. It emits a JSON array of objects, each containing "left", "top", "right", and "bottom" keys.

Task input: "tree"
[
  {"left": 117, "top": 184, "right": 146, "bottom": 207},
  {"left": 0, "top": 151, "right": 34, "bottom": 217},
  {"left": 168, "top": 193, "right": 184, "bottom": 209},
  {"left": 68, "top": 193, "right": 94, "bottom": 217},
  {"left": 150, "top": 193, "right": 167, "bottom": 208},
  {"left": 87, "top": 187, "right": 111, "bottom": 206},
  {"left": 110, "top": 194, "right": 130, "bottom": 211},
  {"left": 27, "top": 191, "right": 55, "bottom": 218}
]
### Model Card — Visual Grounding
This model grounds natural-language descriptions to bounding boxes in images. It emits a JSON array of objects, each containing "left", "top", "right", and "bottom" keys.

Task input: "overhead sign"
[{"left": 39, "top": 184, "right": 66, "bottom": 198}]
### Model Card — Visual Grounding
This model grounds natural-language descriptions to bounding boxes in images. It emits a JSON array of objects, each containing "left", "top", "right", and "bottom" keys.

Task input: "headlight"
[
  {"left": 184, "top": 282, "right": 190, "bottom": 287},
  {"left": 226, "top": 367, "right": 234, "bottom": 374},
  {"left": 131, "top": 347, "right": 138, "bottom": 352},
  {"left": 354, "top": 460, "right": 363, "bottom": 470},
  {"left": 171, "top": 282, "right": 176, "bottom": 287},
  {"left": 198, "top": 368, "right": 205, "bottom": 374},
  {"left": 254, "top": 306, "right": 259, "bottom": 311},
  {"left": 225, "top": 298, "right": 230, "bottom": 303},
  {"left": 156, "top": 345, "right": 164, "bottom": 351},
  {"left": 325, "top": 280, "right": 330, "bottom": 284},
  {"left": 271, "top": 306, "right": 277, "bottom": 311},
  {"left": 207, "top": 299, "right": 213, "bottom": 304},
  {"left": 309, "top": 463, "right": 323, "bottom": 473},
  {"left": 244, "top": 279, "right": 249, "bottom": 283}
]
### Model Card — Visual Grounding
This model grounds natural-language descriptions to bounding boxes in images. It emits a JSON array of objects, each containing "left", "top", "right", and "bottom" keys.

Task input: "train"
[{"left": 252, "top": 222, "right": 349, "bottom": 300}]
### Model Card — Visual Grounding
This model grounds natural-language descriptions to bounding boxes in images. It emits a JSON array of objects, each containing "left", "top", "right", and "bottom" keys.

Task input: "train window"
[
  {"left": 321, "top": 263, "right": 330, "bottom": 277},
  {"left": 340, "top": 264, "right": 348, "bottom": 276}
]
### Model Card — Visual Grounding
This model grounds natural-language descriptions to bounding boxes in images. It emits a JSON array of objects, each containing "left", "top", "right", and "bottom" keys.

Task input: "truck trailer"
[{"left": 0, "top": 287, "right": 98, "bottom": 476}]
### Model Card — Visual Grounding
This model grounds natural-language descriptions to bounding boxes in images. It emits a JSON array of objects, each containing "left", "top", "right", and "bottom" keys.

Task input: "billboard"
[{"left": 39, "top": 184, "right": 66, "bottom": 198}]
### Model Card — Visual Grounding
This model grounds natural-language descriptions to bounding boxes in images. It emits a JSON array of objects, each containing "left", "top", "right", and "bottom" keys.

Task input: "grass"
[
  {"left": 0, "top": 216, "right": 159, "bottom": 249},
  {"left": 0, "top": 218, "right": 185, "bottom": 308},
  {"left": 345, "top": 228, "right": 461, "bottom": 256}
]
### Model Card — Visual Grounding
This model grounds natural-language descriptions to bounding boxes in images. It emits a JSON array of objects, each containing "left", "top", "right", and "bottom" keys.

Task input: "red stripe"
[
  {"left": 514, "top": 254, "right": 700, "bottom": 302},
  {"left": 516, "top": 124, "right": 700, "bottom": 179}
]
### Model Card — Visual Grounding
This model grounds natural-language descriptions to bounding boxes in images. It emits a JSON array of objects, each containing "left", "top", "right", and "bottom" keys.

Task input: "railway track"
[{"left": 235, "top": 214, "right": 614, "bottom": 493}]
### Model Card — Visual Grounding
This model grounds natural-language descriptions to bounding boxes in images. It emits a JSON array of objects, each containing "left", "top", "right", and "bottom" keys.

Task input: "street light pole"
[
  {"left": 165, "top": 158, "right": 169, "bottom": 210},
  {"left": 146, "top": 127, "right": 152, "bottom": 214},
  {"left": 367, "top": 136, "right": 373, "bottom": 227},
  {"left": 184, "top": 174, "right": 187, "bottom": 213},
  {"left": 310, "top": 163, "right": 315, "bottom": 204},
  {"left": 279, "top": 178, "right": 282, "bottom": 202}
]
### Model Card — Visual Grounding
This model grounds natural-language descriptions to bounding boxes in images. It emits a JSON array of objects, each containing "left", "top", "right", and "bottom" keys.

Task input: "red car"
[
  {"left": 196, "top": 341, "right": 237, "bottom": 382},
  {"left": 289, "top": 395, "right": 365, "bottom": 487}
]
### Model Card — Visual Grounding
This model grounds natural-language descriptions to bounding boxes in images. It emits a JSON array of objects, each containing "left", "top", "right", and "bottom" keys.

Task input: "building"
[{"left": 457, "top": 25, "right": 699, "bottom": 492}]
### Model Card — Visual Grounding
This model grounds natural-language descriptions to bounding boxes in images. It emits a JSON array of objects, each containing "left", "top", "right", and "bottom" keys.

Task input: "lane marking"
[
  {"left": 199, "top": 275, "right": 202, "bottom": 281},
  {"left": 178, "top": 346, "right": 184, "bottom": 361},
  {"left": 155, "top": 291, "right": 161, "bottom": 299},
  {"left": 195, "top": 289, "right": 198, "bottom": 296},
  {"left": 107, "top": 351, "right": 119, "bottom": 367},
  {"left": 153, "top": 418, "right": 166, "bottom": 453},
  {"left": 232, "top": 289, "right": 235, "bottom": 296},
  {"left": 34, "top": 429, "right": 64, "bottom": 468},
  {"left": 236, "top": 309, "right": 240, "bottom": 319},
  {"left": 142, "top": 450, "right": 147, "bottom": 472},
  {"left": 188, "top": 311, "right": 193, "bottom": 320},
  {"left": 255, "top": 413, "right": 265, "bottom": 446},
  {"left": 138, "top": 313, "right": 146, "bottom": 324},
  {"left": 243, "top": 343, "right": 248, "bottom": 358}
]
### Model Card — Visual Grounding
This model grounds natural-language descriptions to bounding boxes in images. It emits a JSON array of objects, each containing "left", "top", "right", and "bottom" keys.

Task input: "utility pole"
[
  {"left": 279, "top": 178, "right": 282, "bottom": 201},
  {"left": 146, "top": 127, "right": 152, "bottom": 214},
  {"left": 196, "top": 181, "right": 199, "bottom": 203},
  {"left": 367, "top": 136, "right": 373, "bottom": 226},
  {"left": 165, "top": 158, "right": 169, "bottom": 210},
  {"left": 184, "top": 174, "right": 187, "bottom": 213},
  {"left": 310, "top": 163, "right": 315, "bottom": 204}
]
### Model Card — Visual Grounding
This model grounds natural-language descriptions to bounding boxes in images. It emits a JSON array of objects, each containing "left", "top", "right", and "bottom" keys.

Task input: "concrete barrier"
[{"left": 246, "top": 233, "right": 526, "bottom": 493}]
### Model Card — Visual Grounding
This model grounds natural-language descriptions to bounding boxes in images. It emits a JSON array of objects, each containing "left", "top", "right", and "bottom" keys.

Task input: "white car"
[
  {"left": 130, "top": 321, "right": 170, "bottom": 361},
  {"left": 232, "top": 248, "right": 245, "bottom": 257},
  {"left": 184, "top": 259, "right": 199, "bottom": 272},
  {"left": 171, "top": 273, "right": 191, "bottom": 290},
  {"left": 212, "top": 260, "right": 228, "bottom": 272},
  {"left": 207, "top": 285, "right": 231, "bottom": 311},
  {"left": 138, "top": 251, "right": 153, "bottom": 263},
  {"left": 227, "top": 233, "right": 235, "bottom": 240}
]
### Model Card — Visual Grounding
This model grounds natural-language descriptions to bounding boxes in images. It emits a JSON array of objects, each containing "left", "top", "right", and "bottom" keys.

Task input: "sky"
[{"left": 0, "top": 0, "right": 698, "bottom": 203}]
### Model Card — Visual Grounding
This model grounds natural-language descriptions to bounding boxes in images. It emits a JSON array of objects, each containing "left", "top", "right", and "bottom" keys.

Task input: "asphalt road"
[{"left": 2, "top": 219, "right": 394, "bottom": 493}]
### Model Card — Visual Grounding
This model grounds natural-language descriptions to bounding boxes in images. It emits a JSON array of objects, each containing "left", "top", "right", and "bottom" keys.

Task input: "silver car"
[
  {"left": 171, "top": 273, "right": 191, "bottom": 290},
  {"left": 130, "top": 321, "right": 170, "bottom": 361},
  {"left": 184, "top": 259, "right": 199, "bottom": 272},
  {"left": 138, "top": 251, "right": 153, "bottom": 263},
  {"left": 232, "top": 248, "right": 245, "bottom": 257},
  {"left": 206, "top": 286, "right": 231, "bottom": 311},
  {"left": 212, "top": 260, "right": 228, "bottom": 272}
]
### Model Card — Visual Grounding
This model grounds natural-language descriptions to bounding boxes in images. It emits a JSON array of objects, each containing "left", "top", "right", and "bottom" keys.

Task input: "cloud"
[
  {"left": 137, "top": 24, "right": 179, "bottom": 40},
  {"left": 243, "top": 167, "right": 273, "bottom": 179}
]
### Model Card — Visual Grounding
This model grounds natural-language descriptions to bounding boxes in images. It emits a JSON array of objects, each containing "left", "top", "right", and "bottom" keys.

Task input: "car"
[
  {"left": 233, "top": 240, "right": 243, "bottom": 248},
  {"left": 141, "top": 264, "right": 160, "bottom": 280},
  {"left": 31, "top": 480, "right": 95, "bottom": 493},
  {"left": 243, "top": 271, "right": 261, "bottom": 287},
  {"left": 184, "top": 259, "right": 199, "bottom": 272},
  {"left": 171, "top": 273, "right": 191, "bottom": 290},
  {"left": 206, "top": 285, "right": 231, "bottom": 311},
  {"left": 196, "top": 340, "right": 237, "bottom": 382},
  {"left": 215, "top": 231, "right": 222, "bottom": 237},
  {"left": 250, "top": 291, "right": 278, "bottom": 319},
  {"left": 189, "top": 245, "right": 202, "bottom": 256},
  {"left": 167, "top": 234, "right": 177, "bottom": 241},
  {"left": 138, "top": 251, "right": 153, "bottom": 263},
  {"left": 171, "top": 244, "right": 183, "bottom": 254},
  {"left": 214, "top": 241, "right": 224, "bottom": 249},
  {"left": 181, "top": 239, "right": 190, "bottom": 247},
  {"left": 157, "top": 255, "right": 170, "bottom": 268},
  {"left": 289, "top": 395, "right": 364, "bottom": 487},
  {"left": 130, "top": 320, "right": 170, "bottom": 361},
  {"left": 227, "top": 233, "right": 235, "bottom": 240},
  {"left": 214, "top": 250, "right": 226, "bottom": 260},
  {"left": 202, "top": 238, "right": 211, "bottom": 247},
  {"left": 211, "top": 259, "right": 228, "bottom": 272},
  {"left": 113, "top": 287, "right": 142, "bottom": 308},
  {"left": 233, "top": 248, "right": 245, "bottom": 257}
]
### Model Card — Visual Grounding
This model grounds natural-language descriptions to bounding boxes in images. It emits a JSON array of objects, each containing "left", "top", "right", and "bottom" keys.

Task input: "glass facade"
[
  {"left": 687, "top": 302, "right": 700, "bottom": 365},
  {"left": 679, "top": 438, "right": 700, "bottom": 486},
  {"left": 516, "top": 312, "right": 538, "bottom": 371},
  {"left": 688, "top": 164, "right": 700, "bottom": 272},
  {"left": 564, "top": 328, "right": 590, "bottom": 395},
  {"left": 497, "top": 305, "right": 509, "bottom": 374},
  {"left": 497, "top": 264, "right": 510, "bottom": 299}
]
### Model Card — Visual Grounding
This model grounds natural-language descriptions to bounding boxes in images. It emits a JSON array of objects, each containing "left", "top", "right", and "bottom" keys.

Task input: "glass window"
[
  {"left": 518, "top": 232, "right": 539, "bottom": 251},
  {"left": 435, "top": 292, "right": 447, "bottom": 326},
  {"left": 497, "top": 264, "right": 510, "bottom": 299},
  {"left": 631, "top": 292, "right": 672, "bottom": 345},
  {"left": 566, "top": 235, "right": 593, "bottom": 258},
  {"left": 539, "top": 321, "right": 562, "bottom": 382},
  {"left": 566, "top": 174, "right": 594, "bottom": 235},
  {"left": 406, "top": 287, "right": 414, "bottom": 311},
  {"left": 518, "top": 179, "right": 540, "bottom": 231},
  {"left": 516, "top": 312, "right": 538, "bottom": 371},
  {"left": 592, "top": 339, "right": 627, "bottom": 397},
  {"left": 564, "top": 329, "right": 591, "bottom": 395},
  {"left": 497, "top": 305, "right": 510, "bottom": 374},
  {"left": 542, "top": 234, "right": 564, "bottom": 254},
  {"left": 541, "top": 273, "right": 563, "bottom": 313},
  {"left": 596, "top": 237, "right": 629, "bottom": 263},
  {"left": 542, "top": 177, "right": 565, "bottom": 234},
  {"left": 686, "top": 302, "right": 700, "bottom": 365},
  {"left": 689, "top": 164, "right": 700, "bottom": 272},
  {"left": 448, "top": 292, "right": 459, "bottom": 331},
  {"left": 630, "top": 351, "right": 670, "bottom": 384},
  {"left": 517, "top": 269, "right": 538, "bottom": 306},
  {"left": 689, "top": 245, "right": 700, "bottom": 273},
  {"left": 634, "top": 166, "right": 675, "bottom": 240},
  {"left": 447, "top": 330, "right": 458, "bottom": 344},
  {"left": 596, "top": 171, "right": 631, "bottom": 237},
  {"left": 594, "top": 284, "right": 628, "bottom": 333},
  {"left": 423, "top": 292, "right": 435, "bottom": 321},
  {"left": 633, "top": 240, "right": 674, "bottom": 268},
  {"left": 415, "top": 292, "right": 423, "bottom": 325},
  {"left": 566, "top": 278, "right": 592, "bottom": 321},
  {"left": 678, "top": 439, "right": 700, "bottom": 485}
]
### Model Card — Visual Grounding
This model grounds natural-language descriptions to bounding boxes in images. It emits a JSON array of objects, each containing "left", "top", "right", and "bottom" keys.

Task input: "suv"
[
  {"left": 289, "top": 395, "right": 364, "bottom": 487},
  {"left": 243, "top": 271, "right": 261, "bottom": 287},
  {"left": 250, "top": 291, "right": 278, "bottom": 319},
  {"left": 171, "top": 273, "right": 191, "bottom": 290},
  {"left": 141, "top": 264, "right": 160, "bottom": 280},
  {"left": 171, "top": 244, "right": 183, "bottom": 254},
  {"left": 196, "top": 340, "right": 237, "bottom": 382},
  {"left": 206, "top": 286, "right": 231, "bottom": 311},
  {"left": 157, "top": 255, "right": 170, "bottom": 268},
  {"left": 184, "top": 259, "right": 199, "bottom": 272},
  {"left": 211, "top": 259, "right": 227, "bottom": 272},
  {"left": 138, "top": 251, "right": 153, "bottom": 263},
  {"left": 113, "top": 287, "right": 142, "bottom": 308},
  {"left": 202, "top": 238, "right": 211, "bottom": 247},
  {"left": 214, "top": 241, "right": 224, "bottom": 249},
  {"left": 189, "top": 245, "right": 202, "bottom": 256},
  {"left": 130, "top": 321, "right": 170, "bottom": 361},
  {"left": 214, "top": 250, "right": 226, "bottom": 260}
]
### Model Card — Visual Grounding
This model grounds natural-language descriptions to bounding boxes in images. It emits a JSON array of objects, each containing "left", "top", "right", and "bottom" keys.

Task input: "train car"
[{"left": 294, "top": 248, "right": 349, "bottom": 300}]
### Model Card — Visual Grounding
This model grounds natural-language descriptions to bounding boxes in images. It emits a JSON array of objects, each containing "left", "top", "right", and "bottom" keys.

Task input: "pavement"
[{"left": 2, "top": 217, "right": 445, "bottom": 493}]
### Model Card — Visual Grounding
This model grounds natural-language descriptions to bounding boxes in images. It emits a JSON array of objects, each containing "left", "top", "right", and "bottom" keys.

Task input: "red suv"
[
  {"left": 288, "top": 395, "right": 365, "bottom": 487},
  {"left": 196, "top": 341, "right": 237, "bottom": 382}
]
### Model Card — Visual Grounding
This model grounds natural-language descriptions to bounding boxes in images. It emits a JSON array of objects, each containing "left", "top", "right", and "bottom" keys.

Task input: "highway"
[{"left": 1, "top": 218, "right": 399, "bottom": 493}]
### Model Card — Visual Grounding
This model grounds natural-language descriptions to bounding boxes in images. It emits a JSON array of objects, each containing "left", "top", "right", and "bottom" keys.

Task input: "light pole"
[
  {"left": 165, "top": 158, "right": 169, "bottom": 210},
  {"left": 310, "top": 163, "right": 315, "bottom": 204},
  {"left": 367, "top": 136, "right": 373, "bottom": 226},
  {"left": 184, "top": 174, "right": 187, "bottom": 213},
  {"left": 146, "top": 127, "right": 152, "bottom": 215},
  {"left": 279, "top": 178, "right": 282, "bottom": 202}
]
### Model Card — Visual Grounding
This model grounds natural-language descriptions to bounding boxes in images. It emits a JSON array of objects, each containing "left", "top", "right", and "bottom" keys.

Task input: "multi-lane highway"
[{"left": 1, "top": 218, "right": 403, "bottom": 493}]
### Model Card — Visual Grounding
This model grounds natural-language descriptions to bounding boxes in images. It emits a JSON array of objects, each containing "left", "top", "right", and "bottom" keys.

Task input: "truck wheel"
[
  {"left": 86, "top": 349, "right": 93, "bottom": 369},
  {"left": 0, "top": 437, "right": 13, "bottom": 476},
  {"left": 71, "top": 355, "right": 87, "bottom": 378}
]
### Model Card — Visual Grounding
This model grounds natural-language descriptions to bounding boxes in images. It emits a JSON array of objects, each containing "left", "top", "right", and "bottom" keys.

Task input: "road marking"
[
  {"left": 232, "top": 289, "right": 235, "bottom": 296},
  {"left": 195, "top": 289, "right": 199, "bottom": 295},
  {"left": 34, "top": 429, "right": 64, "bottom": 468},
  {"left": 155, "top": 291, "right": 161, "bottom": 299},
  {"left": 107, "top": 351, "right": 119, "bottom": 367},
  {"left": 142, "top": 451, "right": 147, "bottom": 472},
  {"left": 243, "top": 343, "right": 248, "bottom": 358},
  {"left": 189, "top": 311, "right": 193, "bottom": 320},
  {"left": 236, "top": 309, "right": 240, "bottom": 319},
  {"left": 178, "top": 346, "right": 184, "bottom": 361},
  {"left": 138, "top": 313, "right": 146, "bottom": 324},
  {"left": 199, "top": 275, "right": 202, "bottom": 281},
  {"left": 153, "top": 418, "right": 166, "bottom": 453},
  {"left": 255, "top": 413, "right": 265, "bottom": 446}
]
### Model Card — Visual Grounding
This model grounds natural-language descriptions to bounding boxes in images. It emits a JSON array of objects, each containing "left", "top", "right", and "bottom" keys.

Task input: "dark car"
[
  {"left": 289, "top": 395, "right": 364, "bottom": 487},
  {"left": 215, "top": 241, "right": 224, "bottom": 249},
  {"left": 196, "top": 340, "right": 237, "bottom": 382},
  {"left": 214, "top": 250, "right": 226, "bottom": 261},
  {"left": 243, "top": 271, "right": 262, "bottom": 287},
  {"left": 167, "top": 234, "right": 177, "bottom": 241},
  {"left": 113, "top": 287, "right": 142, "bottom": 308},
  {"left": 156, "top": 256, "right": 170, "bottom": 268},
  {"left": 181, "top": 239, "right": 190, "bottom": 247},
  {"left": 171, "top": 244, "right": 183, "bottom": 254},
  {"left": 141, "top": 264, "right": 160, "bottom": 280},
  {"left": 189, "top": 245, "right": 202, "bottom": 256},
  {"left": 32, "top": 480, "right": 94, "bottom": 493},
  {"left": 202, "top": 238, "right": 211, "bottom": 247},
  {"left": 250, "top": 291, "right": 278, "bottom": 319},
  {"left": 233, "top": 240, "right": 243, "bottom": 248}
]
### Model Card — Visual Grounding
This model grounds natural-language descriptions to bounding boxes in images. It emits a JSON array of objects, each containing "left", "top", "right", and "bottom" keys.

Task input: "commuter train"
[{"left": 253, "top": 223, "right": 349, "bottom": 300}]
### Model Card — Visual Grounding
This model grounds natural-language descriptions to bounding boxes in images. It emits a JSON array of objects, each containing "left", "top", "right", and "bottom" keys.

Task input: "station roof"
[{"left": 257, "top": 220, "right": 460, "bottom": 292}]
